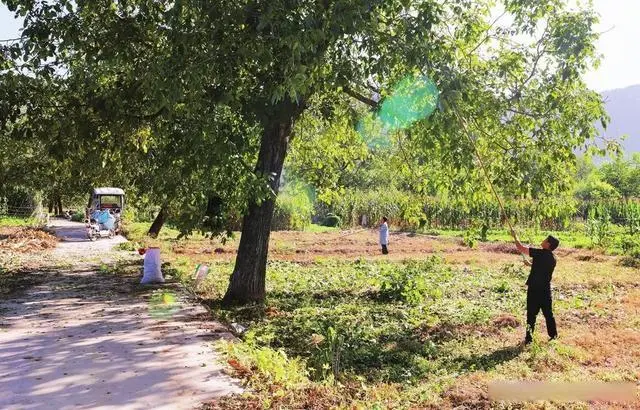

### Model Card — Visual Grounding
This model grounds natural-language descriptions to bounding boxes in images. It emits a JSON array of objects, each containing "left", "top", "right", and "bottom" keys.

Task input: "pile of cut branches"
[{"left": 0, "top": 227, "right": 58, "bottom": 253}]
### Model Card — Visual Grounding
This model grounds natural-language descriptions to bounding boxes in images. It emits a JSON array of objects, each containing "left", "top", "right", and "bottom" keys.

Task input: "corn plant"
[{"left": 586, "top": 205, "right": 612, "bottom": 247}]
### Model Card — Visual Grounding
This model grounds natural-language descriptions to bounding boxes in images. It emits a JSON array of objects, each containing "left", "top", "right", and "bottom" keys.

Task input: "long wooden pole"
[{"left": 452, "top": 109, "right": 516, "bottom": 236}]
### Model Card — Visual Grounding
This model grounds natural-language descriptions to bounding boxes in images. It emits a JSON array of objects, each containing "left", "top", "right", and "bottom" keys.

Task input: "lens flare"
[
  {"left": 378, "top": 75, "right": 439, "bottom": 131},
  {"left": 148, "top": 290, "right": 180, "bottom": 319},
  {"left": 357, "top": 74, "right": 439, "bottom": 148}
]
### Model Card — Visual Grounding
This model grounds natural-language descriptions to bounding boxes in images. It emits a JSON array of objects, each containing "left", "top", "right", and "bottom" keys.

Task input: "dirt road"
[
  {"left": 0, "top": 220, "right": 241, "bottom": 410},
  {"left": 49, "top": 218, "right": 128, "bottom": 257}
]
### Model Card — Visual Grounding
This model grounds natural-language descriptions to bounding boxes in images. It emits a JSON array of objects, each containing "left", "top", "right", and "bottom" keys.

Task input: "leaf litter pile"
[{"left": 0, "top": 227, "right": 58, "bottom": 253}]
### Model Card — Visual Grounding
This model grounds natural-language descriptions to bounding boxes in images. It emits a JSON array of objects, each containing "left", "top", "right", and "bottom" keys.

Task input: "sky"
[
  {"left": 1, "top": 1, "right": 639, "bottom": 92},
  {"left": 583, "top": 0, "right": 640, "bottom": 91}
]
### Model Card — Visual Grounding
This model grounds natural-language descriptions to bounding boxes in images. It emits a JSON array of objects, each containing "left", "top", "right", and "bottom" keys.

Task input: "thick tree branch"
[{"left": 343, "top": 86, "right": 379, "bottom": 108}]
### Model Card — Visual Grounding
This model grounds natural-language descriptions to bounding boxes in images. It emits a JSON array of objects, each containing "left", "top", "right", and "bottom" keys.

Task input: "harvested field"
[{"left": 57, "top": 222, "right": 637, "bottom": 408}]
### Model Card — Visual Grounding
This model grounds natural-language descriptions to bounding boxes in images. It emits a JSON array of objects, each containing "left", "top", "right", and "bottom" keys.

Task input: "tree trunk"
[
  {"left": 148, "top": 207, "right": 167, "bottom": 238},
  {"left": 222, "top": 103, "right": 302, "bottom": 306},
  {"left": 56, "top": 196, "right": 63, "bottom": 215}
]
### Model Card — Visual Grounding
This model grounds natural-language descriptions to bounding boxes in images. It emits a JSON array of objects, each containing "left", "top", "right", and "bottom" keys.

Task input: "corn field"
[
  {"left": 579, "top": 199, "right": 640, "bottom": 234},
  {"left": 331, "top": 190, "right": 640, "bottom": 232}
]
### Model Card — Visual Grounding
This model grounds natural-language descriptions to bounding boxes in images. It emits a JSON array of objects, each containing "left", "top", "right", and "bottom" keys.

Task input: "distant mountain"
[{"left": 600, "top": 85, "right": 640, "bottom": 154}]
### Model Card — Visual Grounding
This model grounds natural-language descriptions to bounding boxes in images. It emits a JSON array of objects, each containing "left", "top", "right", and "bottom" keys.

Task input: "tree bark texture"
[{"left": 147, "top": 207, "right": 167, "bottom": 238}]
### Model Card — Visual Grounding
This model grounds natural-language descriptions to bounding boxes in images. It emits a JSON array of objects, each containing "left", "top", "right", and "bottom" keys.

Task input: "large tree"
[
  {"left": 2, "top": 1, "right": 260, "bottom": 225},
  {"left": 2, "top": 0, "right": 607, "bottom": 305},
  {"left": 0, "top": 67, "right": 138, "bottom": 210}
]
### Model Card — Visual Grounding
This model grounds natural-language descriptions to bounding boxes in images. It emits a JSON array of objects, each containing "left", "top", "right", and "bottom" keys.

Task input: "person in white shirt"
[{"left": 379, "top": 216, "right": 389, "bottom": 254}]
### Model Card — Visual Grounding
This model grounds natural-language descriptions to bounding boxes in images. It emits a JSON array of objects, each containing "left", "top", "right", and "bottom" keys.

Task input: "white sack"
[{"left": 141, "top": 247, "right": 164, "bottom": 284}]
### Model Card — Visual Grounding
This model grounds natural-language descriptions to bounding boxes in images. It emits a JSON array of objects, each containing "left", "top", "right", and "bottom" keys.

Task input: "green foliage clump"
[
  {"left": 598, "top": 156, "right": 640, "bottom": 198},
  {"left": 574, "top": 176, "right": 620, "bottom": 201},
  {"left": 618, "top": 234, "right": 640, "bottom": 267},
  {"left": 272, "top": 185, "right": 314, "bottom": 231},
  {"left": 586, "top": 205, "right": 612, "bottom": 247},
  {"left": 322, "top": 213, "right": 342, "bottom": 227},
  {"left": 70, "top": 212, "right": 84, "bottom": 222},
  {"left": 379, "top": 257, "right": 449, "bottom": 305},
  {"left": 218, "top": 339, "right": 309, "bottom": 390},
  {"left": 618, "top": 235, "right": 640, "bottom": 254},
  {"left": 462, "top": 228, "right": 478, "bottom": 248}
]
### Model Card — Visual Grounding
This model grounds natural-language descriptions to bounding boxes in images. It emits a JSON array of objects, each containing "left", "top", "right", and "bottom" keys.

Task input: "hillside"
[{"left": 601, "top": 85, "right": 640, "bottom": 154}]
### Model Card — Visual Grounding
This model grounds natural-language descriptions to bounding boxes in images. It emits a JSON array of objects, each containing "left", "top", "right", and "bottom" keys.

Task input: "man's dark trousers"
[{"left": 525, "top": 287, "right": 557, "bottom": 343}]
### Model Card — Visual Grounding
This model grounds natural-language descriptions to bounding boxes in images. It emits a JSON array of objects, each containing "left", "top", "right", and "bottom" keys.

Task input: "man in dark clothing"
[{"left": 512, "top": 231, "right": 560, "bottom": 344}]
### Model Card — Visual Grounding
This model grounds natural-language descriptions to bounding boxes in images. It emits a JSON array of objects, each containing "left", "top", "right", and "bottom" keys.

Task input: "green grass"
[
  {"left": 199, "top": 254, "right": 638, "bottom": 408},
  {"left": 126, "top": 221, "right": 340, "bottom": 240},
  {"left": 123, "top": 221, "right": 182, "bottom": 241},
  {"left": 0, "top": 216, "right": 37, "bottom": 227},
  {"left": 208, "top": 257, "right": 528, "bottom": 382},
  {"left": 303, "top": 223, "right": 341, "bottom": 233},
  {"left": 106, "top": 220, "right": 640, "bottom": 407}
]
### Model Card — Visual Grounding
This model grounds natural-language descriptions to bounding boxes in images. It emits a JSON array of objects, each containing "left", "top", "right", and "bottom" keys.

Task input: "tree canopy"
[{"left": 1, "top": 0, "right": 609, "bottom": 304}]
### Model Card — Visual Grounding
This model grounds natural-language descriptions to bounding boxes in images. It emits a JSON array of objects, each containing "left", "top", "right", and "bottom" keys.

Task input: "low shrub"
[
  {"left": 322, "top": 213, "right": 342, "bottom": 227},
  {"left": 620, "top": 254, "right": 640, "bottom": 268},
  {"left": 379, "top": 257, "right": 449, "bottom": 305},
  {"left": 618, "top": 234, "right": 640, "bottom": 253},
  {"left": 70, "top": 212, "right": 84, "bottom": 222},
  {"left": 218, "top": 339, "right": 309, "bottom": 389}
]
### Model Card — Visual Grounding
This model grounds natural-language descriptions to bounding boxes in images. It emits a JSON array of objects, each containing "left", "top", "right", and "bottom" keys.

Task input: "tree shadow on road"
[{"left": 0, "top": 260, "right": 239, "bottom": 409}]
